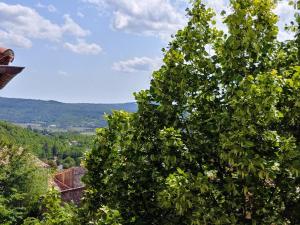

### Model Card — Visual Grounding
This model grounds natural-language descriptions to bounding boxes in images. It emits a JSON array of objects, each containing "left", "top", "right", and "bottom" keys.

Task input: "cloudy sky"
[{"left": 0, "top": 0, "right": 296, "bottom": 103}]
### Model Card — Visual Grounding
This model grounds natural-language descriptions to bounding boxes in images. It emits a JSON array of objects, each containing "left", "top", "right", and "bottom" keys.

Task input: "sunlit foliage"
[{"left": 83, "top": 0, "right": 300, "bottom": 224}]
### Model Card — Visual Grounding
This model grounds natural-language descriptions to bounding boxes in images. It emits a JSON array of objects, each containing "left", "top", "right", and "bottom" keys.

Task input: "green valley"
[{"left": 0, "top": 120, "right": 93, "bottom": 168}]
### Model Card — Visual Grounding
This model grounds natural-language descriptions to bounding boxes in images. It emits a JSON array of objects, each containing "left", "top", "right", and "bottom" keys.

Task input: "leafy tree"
[
  {"left": 22, "top": 189, "right": 76, "bottom": 225},
  {"left": 77, "top": 205, "right": 124, "bottom": 225},
  {"left": 62, "top": 156, "right": 76, "bottom": 169},
  {"left": 83, "top": 0, "right": 300, "bottom": 224},
  {"left": 0, "top": 145, "right": 48, "bottom": 224}
]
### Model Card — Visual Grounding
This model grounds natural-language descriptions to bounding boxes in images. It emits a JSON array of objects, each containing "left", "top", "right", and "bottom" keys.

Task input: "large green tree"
[{"left": 83, "top": 0, "right": 300, "bottom": 224}]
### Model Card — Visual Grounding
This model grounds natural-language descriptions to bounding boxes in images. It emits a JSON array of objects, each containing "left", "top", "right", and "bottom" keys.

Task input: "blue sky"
[{"left": 0, "top": 0, "right": 296, "bottom": 103}]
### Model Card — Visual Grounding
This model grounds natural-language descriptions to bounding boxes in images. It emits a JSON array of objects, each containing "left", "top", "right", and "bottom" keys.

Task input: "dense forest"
[
  {"left": 1, "top": 0, "right": 300, "bottom": 224},
  {"left": 0, "top": 120, "right": 93, "bottom": 168},
  {"left": 0, "top": 97, "right": 137, "bottom": 131}
]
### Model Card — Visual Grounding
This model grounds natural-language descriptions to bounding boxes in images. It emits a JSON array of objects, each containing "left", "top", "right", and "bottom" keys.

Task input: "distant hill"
[{"left": 0, "top": 97, "right": 137, "bottom": 132}]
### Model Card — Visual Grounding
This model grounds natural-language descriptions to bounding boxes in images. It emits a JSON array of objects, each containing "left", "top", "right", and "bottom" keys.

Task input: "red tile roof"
[
  {"left": 0, "top": 47, "right": 24, "bottom": 89},
  {"left": 0, "top": 66, "right": 25, "bottom": 89},
  {"left": 0, "top": 48, "right": 14, "bottom": 65}
]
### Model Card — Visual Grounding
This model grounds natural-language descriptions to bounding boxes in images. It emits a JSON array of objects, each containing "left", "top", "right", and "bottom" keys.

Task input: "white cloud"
[
  {"left": 113, "top": 57, "right": 161, "bottom": 73},
  {"left": 82, "top": 0, "right": 107, "bottom": 11},
  {"left": 77, "top": 12, "right": 85, "bottom": 18},
  {"left": 64, "top": 39, "right": 102, "bottom": 55},
  {"left": 36, "top": 2, "right": 57, "bottom": 13},
  {"left": 58, "top": 70, "right": 69, "bottom": 77},
  {"left": 62, "top": 14, "right": 90, "bottom": 37},
  {"left": 0, "top": 2, "right": 91, "bottom": 49},
  {"left": 0, "top": 30, "right": 32, "bottom": 48},
  {"left": 0, "top": 2, "right": 62, "bottom": 43},
  {"left": 83, "top": 0, "right": 187, "bottom": 40},
  {"left": 48, "top": 5, "right": 57, "bottom": 13},
  {"left": 82, "top": 0, "right": 295, "bottom": 42}
]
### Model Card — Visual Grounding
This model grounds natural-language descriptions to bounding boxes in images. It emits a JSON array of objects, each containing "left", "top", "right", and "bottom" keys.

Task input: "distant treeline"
[{"left": 0, "top": 97, "right": 137, "bottom": 130}]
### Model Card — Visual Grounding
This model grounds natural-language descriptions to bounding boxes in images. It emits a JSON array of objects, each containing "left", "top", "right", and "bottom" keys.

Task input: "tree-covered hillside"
[
  {"left": 0, "top": 97, "right": 137, "bottom": 131},
  {"left": 0, "top": 120, "right": 93, "bottom": 168}
]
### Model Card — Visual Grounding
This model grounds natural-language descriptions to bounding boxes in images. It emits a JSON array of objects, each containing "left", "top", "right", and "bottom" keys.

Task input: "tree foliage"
[
  {"left": 22, "top": 189, "right": 76, "bottom": 225},
  {"left": 0, "top": 145, "right": 48, "bottom": 224},
  {"left": 83, "top": 0, "right": 300, "bottom": 224},
  {"left": 0, "top": 121, "right": 93, "bottom": 167}
]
